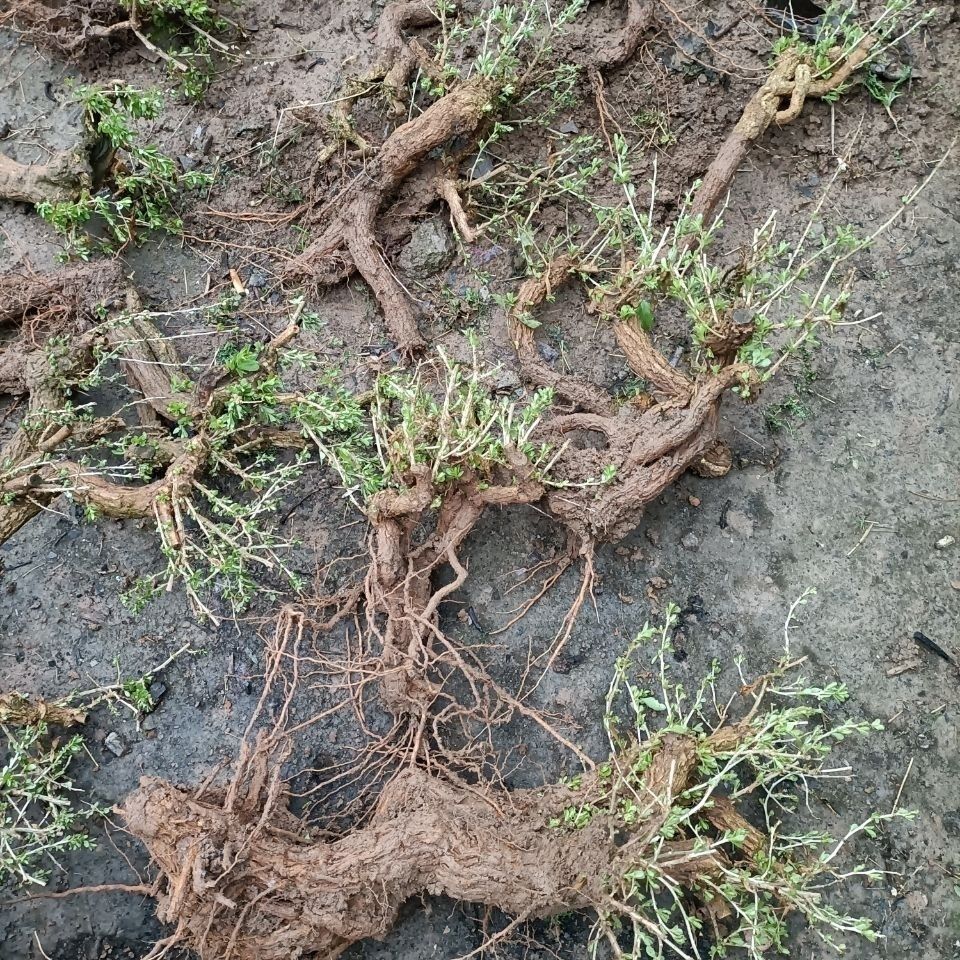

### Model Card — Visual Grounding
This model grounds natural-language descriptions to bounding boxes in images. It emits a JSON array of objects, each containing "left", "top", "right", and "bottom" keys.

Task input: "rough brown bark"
[
  {"left": 121, "top": 732, "right": 721, "bottom": 960},
  {"left": 0, "top": 150, "right": 91, "bottom": 206},
  {"left": 288, "top": 76, "right": 498, "bottom": 353}
]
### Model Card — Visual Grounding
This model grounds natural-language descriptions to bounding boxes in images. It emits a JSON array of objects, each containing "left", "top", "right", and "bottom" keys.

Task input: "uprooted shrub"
[
  {"left": 0, "top": 273, "right": 336, "bottom": 621},
  {"left": 284, "top": 0, "right": 927, "bottom": 344},
  {"left": 296, "top": 148, "right": 939, "bottom": 754},
  {"left": 0, "top": 0, "right": 937, "bottom": 746},
  {"left": 121, "top": 604, "right": 913, "bottom": 960},
  {"left": 274, "top": 0, "right": 936, "bottom": 725}
]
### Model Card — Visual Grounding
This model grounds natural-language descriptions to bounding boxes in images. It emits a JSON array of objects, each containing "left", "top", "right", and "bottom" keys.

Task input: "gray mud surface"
[{"left": 1, "top": 2, "right": 958, "bottom": 958}]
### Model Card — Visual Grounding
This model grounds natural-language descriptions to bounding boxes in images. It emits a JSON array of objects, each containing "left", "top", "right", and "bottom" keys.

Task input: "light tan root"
[
  {"left": 689, "top": 35, "right": 877, "bottom": 224},
  {"left": 0, "top": 150, "right": 91, "bottom": 206}
]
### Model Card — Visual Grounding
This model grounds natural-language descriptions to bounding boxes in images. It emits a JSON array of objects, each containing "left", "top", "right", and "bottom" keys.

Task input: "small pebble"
[
  {"left": 688, "top": 495, "right": 701, "bottom": 507},
  {"left": 935, "top": 535, "right": 955, "bottom": 550},
  {"left": 104, "top": 732, "right": 126, "bottom": 758},
  {"left": 681, "top": 532, "right": 700, "bottom": 551}
]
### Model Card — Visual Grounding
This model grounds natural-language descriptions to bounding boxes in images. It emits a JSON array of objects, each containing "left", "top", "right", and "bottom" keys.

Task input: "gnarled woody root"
[
  {"left": 120, "top": 728, "right": 754, "bottom": 960},
  {"left": 286, "top": 0, "right": 661, "bottom": 354},
  {"left": 689, "top": 35, "right": 876, "bottom": 224},
  {"left": 0, "top": 272, "right": 196, "bottom": 543},
  {"left": 113, "top": 603, "right": 898, "bottom": 960},
  {"left": 338, "top": 0, "right": 443, "bottom": 118},
  {"left": 287, "top": 75, "right": 499, "bottom": 354},
  {"left": 0, "top": 315, "right": 206, "bottom": 545},
  {"left": 0, "top": 149, "right": 91, "bottom": 206},
  {"left": 310, "top": 345, "right": 740, "bottom": 755},
  {"left": 510, "top": 256, "right": 743, "bottom": 550},
  {"left": 362, "top": 456, "right": 545, "bottom": 717},
  {"left": 116, "top": 609, "right": 896, "bottom": 960},
  {"left": 0, "top": 261, "right": 123, "bottom": 329}
]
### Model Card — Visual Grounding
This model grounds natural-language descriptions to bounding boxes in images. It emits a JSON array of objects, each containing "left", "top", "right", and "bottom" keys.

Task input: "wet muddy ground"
[{"left": 0, "top": 2, "right": 958, "bottom": 958}]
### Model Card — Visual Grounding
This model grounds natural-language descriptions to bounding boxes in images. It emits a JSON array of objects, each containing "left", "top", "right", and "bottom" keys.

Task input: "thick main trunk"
[{"left": 121, "top": 736, "right": 702, "bottom": 960}]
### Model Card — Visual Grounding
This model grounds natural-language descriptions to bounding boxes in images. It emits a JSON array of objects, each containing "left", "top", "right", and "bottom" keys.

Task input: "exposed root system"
[
  {"left": 0, "top": 4, "right": 922, "bottom": 955},
  {"left": 0, "top": 260, "right": 122, "bottom": 354},
  {"left": 0, "top": 0, "right": 130, "bottom": 57},
  {"left": 279, "top": 15, "right": 894, "bottom": 762},
  {"left": 0, "top": 267, "right": 304, "bottom": 608},
  {"left": 121, "top": 724, "right": 754, "bottom": 960}
]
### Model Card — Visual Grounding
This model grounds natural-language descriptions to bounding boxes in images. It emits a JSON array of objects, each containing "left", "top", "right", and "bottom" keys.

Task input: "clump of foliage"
[
  {"left": 430, "top": 0, "right": 586, "bottom": 95},
  {"left": 128, "top": 0, "right": 225, "bottom": 33},
  {"left": 771, "top": 0, "right": 931, "bottom": 80},
  {"left": 0, "top": 722, "right": 103, "bottom": 887},
  {"left": 366, "top": 337, "right": 555, "bottom": 492},
  {"left": 122, "top": 0, "right": 234, "bottom": 100},
  {"left": 581, "top": 603, "right": 915, "bottom": 959},
  {"left": 36, "top": 83, "right": 212, "bottom": 259}
]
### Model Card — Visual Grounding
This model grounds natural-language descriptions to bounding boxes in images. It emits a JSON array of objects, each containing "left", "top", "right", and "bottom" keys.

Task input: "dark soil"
[{"left": 1, "top": 2, "right": 959, "bottom": 958}]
